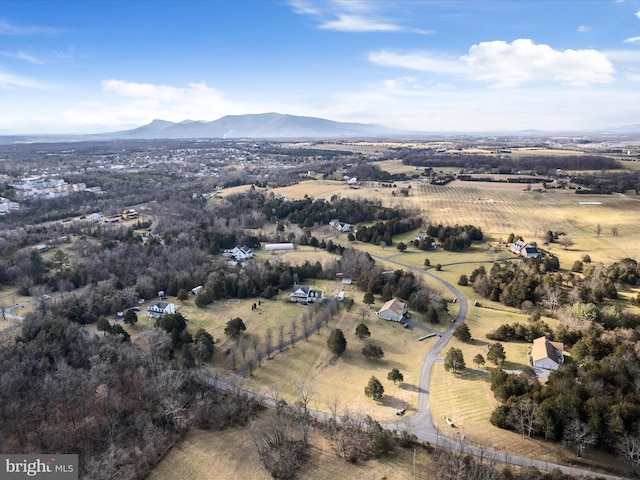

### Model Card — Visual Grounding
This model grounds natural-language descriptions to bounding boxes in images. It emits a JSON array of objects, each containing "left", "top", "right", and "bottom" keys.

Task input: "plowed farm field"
[{"left": 416, "top": 184, "right": 640, "bottom": 243}]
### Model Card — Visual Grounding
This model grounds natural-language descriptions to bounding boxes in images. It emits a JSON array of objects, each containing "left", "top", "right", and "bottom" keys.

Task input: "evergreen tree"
[
  {"left": 224, "top": 317, "right": 247, "bottom": 338},
  {"left": 355, "top": 323, "right": 371, "bottom": 339},
  {"left": 453, "top": 323, "right": 472, "bottom": 342},
  {"left": 364, "top": 376, "right": 384, "bottom": 400},
  {"left": 327, "top": 328, "right": 347, "bottom": 357},
  {"left": 362, "top": 343, "right": 384, "bottom": 360},
  {"left": 123, "top": 309, "right": 138, "bottom": 325},
  {"left": 487, "top": 342, "right": 506, "bottom": 365},
  {"left": 363, "top": 291, "right": 375, "bottom": 305},
  {"left": 387, "top": 368, "right": 404, "bottom": 385}
]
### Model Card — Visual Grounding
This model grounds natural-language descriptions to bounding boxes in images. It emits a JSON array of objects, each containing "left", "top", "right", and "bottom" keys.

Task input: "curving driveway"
[{"left": 370, "top": 253, "right": 622, "bottom": 480}]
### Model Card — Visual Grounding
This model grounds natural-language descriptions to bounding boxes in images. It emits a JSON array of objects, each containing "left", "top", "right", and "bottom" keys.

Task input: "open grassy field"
[
  {"left": 148, "top": 410, "right": 437, "bottom": 480},
  {"left": 429, "top": 364, "right": 625, "bottom": 477},
  {"left": 415, "top": 183, "right": 640, "bottom": 261},
  {"left": 151, "top": 172, "right": 640, "bottom": 478},
  {"left": 240, "top": 301, "right": 439, "bottom": 423},
  {"left": 373, "top": 158, "right": 423, "bottom": 175}
]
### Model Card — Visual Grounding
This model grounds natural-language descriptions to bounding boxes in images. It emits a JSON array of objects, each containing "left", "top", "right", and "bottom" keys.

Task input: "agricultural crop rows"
[{"left": 416, "top": 184, "right": 640, "bottom": 240}]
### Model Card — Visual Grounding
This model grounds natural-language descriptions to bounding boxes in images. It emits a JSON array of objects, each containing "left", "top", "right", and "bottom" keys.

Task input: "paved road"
[{"left": 369, "top": 252, "right": 623, "bottom": 479}]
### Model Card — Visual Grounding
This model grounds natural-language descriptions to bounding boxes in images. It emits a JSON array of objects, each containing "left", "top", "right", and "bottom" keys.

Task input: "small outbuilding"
[{"left": 264, "top": 243, "right": 294, "bottom": 251}]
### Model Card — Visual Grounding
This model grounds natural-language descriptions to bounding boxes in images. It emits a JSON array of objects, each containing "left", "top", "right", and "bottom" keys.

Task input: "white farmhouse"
[{"left": 147, "top": 301, "right": 176, "bottom": 319}]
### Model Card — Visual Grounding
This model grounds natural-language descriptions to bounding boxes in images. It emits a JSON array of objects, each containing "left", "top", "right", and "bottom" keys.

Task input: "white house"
[
  {"left": 329, "top": 219, "right": 351, "bottom": 233},
  {"left": 289, "top": 284, "right": 324, "bottom": 304},
  {"left": 231, "top": 246, "right": 253, "bottom": 260},
  {"left": 147, "top": 301, "right": 176, "bottom": 319},
  {"left": 376, "top": 298, "right": 408, "bottom": 322},
  {"left": 191, "top": 286, "right": 204, "bottom": 295},
  {"left": 0, "top": 197, "right": 20, "bottom": 214},
  {"left": 531, "top": 337, "right": 564, "bottom": 370}
]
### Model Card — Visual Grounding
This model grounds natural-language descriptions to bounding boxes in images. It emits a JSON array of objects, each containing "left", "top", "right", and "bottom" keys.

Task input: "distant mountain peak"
[{"left": 110, "top": 112, "right": 397, "bottom": 139}]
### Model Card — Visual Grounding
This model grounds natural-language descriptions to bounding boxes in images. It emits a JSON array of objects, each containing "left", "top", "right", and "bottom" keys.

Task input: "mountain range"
[
  {"left": 1, "top": 113, "right": 639, "bottom": 144},
  {"left": 110, "top": 113, "right": 397, "bottom": 139}
]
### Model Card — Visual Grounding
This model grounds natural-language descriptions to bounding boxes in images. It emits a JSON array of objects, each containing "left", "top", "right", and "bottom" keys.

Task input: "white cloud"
[
  {"left": 319, "top": 14, "right": 401, "bottom": 32},
  {"left": 369, "top": 40, "right": 614, "bottom": 87},
  {"left": 62, "top": 80, "right": 251, "bottom": 127},
  {"left": 368, "top": 50, "right": 464, "bottom": 74},
  {"left": 599, "top": 49, "right": 640, "bottom": 62},
  {"left": 0, "top": 70, "right": 45, "bottom": 89},
  {"left": 577, "top": 25, "right": 590, "bottom": 32},
  {"left": 0, "top": 50, "right": 40, "bottom": 64},
  {"left": 326, "top": 78, "right": 640, "bottom": 132},
  {"left": 102, "top": 80, "right": 192, "bottom": 102},
  {"left": 289, "top": 0, "right": 320, "bottom": 16},
  {"left": 0, "top": 19, "right": 58, "bottom": 35},
  {"left": 290, "top": 0, "right": 410, "bottom": 33},
  {"left": 462, "top": 39, "right": 614, "bottom": 87},
  {"left": 636, "top": 9, "right": 640, "bottom": 19},
  {"left": 625, "top": 36, "right": 640, "bottom": 43}
]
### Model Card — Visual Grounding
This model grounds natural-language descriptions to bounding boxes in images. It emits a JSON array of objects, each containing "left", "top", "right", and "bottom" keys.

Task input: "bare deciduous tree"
[
  {"left": 289, "top": 318, "right": 297, "bottom": 348},
  {"left": 617, "top": 434, "right": 640, "bottom": 475},
  {"left": 563, "top": 418, "right": 596, "bottom": 457},
  {"left": 507, "top": 398, "right": 539, "bottom": 438},
  {"left": 250, "top": 416, "right": 308, "bottom": 480},
  {"left": 278, "top": 324, "right": 286, "bottom": 352},
  {"left": 301, "top": 312, "right": 311, "bottom": 341},
  {"left": 238, "top": 336, "right": 249, "bottom": 361},
  {"left": 559, "top": 236, "right": 574, "bottom": 250},
  {"left": 264, "top": 328, "right": 273, "bottom": 359}
]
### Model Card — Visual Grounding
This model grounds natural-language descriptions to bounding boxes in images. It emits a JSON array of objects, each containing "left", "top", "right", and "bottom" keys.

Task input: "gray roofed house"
[
  {"left": 531, "top": 336, "right": 564, "bottom": 370},
  {"left": 147, "top": 301, "right": 176, "bottom": 319},
  {"left": 376, "top": 298, "right": 408, "bottom": 322},
  {"left": 510, "top": 239, "right": 540, "bottom": 259},
  {"left": 289, "top": 284, "right": 324, "bottom": 304}
]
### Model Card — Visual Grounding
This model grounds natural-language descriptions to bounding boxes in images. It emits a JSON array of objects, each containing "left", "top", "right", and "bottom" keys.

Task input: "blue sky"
[{"left": 1, "top": 0, "right": 640, "bottom": 134}]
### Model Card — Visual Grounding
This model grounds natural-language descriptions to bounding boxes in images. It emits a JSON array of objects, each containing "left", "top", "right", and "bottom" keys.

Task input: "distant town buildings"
[
  {"left": 8, "top": 177, "right": 93, "bottom": 200},
  {"left": 0, "top": 197, "right": 20, "bottom": 215}
]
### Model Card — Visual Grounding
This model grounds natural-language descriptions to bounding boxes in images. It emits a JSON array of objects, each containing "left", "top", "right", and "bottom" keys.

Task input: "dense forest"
[
  {"left": 0, "top": 313, "right": 261, "bottom": 479},
  {"left": 394, "top": 150, "right": 621, "bottom": 174}
]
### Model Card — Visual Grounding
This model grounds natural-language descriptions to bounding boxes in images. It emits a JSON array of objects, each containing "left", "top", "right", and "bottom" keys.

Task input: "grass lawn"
[
  {"left": 430, "top": 363, "right": 628, "bottom": 477},
  {"left": 241, "top": 304, "right": 440, "bottom": 423},
  {"left": 144, "top": 178, "right": 640, "bottom": 479},
  {"left": 148, "top": 410, "right": 437, "bottom": 480}
]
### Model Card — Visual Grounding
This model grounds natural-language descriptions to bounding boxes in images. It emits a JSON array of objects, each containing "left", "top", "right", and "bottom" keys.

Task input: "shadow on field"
[
  {"left": 457, "top": 370, "right": 491, "bottom": 382},
  {"left": 399, "top": 382, "right": 419, "bottom": 393}
]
